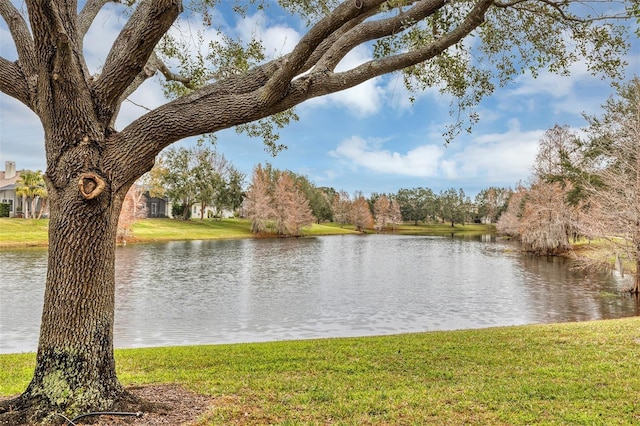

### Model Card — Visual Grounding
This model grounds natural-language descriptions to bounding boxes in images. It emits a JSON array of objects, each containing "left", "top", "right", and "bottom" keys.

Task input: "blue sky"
[{"left": 0, "top": 2, "right": 638, "bottom": 197}]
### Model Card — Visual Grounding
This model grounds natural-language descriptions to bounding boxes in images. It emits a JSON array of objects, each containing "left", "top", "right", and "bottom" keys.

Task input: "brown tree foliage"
[
  {"left": 117, "top": 185, "right": 148, "bottom": 243},
  {"left": 519, "top": 181, "right": 576, "bottom": 255},
  {"left": 351, "top": 194, "right": 374, "bottom": 232},
  {"left": 496, "top": 185, "right": 526, "bottom": 237},
  {"left": 272, "top": 172, "right": 315, "bottom": 236},
  {"left": 497, "top": 126, "right": 584, "bottom": 254},
  {"left": 331, "top": 190, "right": 352, "bottom": 226},
  {"left": 373, "top": 194, "right": 402, "bottom": 231},
  {"left": 245, "top": 165, "right": 314, "bottom": 236},
  {"left": 245, "top": 164, "right": 274, "bottom": 234},
  {"left": 373, "top": 194, "right": 391, "bottom": 230}
]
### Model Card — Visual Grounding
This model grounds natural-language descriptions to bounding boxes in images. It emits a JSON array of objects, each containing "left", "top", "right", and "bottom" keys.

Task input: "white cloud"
[
  {"left": 502, "top": 60, "right": 613, "bottom": 115},
  {"left": 327, "top": 119, "right": 543, "bottom": 186},
  {"left": 452, "top": 119, "right": 543, "bottom": 183},
  {"left": 509, "top": 62, "right": 592, "bottom": 99},
  {"left": 236, "top": 12, "right": 301, "bottom": 58},
  {"left": 330, "top": 136, "right": 445, "bottom": 177}
]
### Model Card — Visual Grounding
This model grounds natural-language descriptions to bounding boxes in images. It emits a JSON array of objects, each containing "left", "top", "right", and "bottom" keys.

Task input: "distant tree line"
[
  {"left": 242, "top": 164, "right": 511, "bottom": 237},
  {"left": 131, "top": 147, "right": 515, "bottom": 238}
]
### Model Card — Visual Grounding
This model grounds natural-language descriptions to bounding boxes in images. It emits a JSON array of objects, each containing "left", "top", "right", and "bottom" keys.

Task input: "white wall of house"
[
  {"left": 0, "top": 161, "right": 47, "bottom": 218},
  {"left": 191, "top": 204, "right": 234, "bottom": 219},
  {"left": 0, "top": 161, "right": 20, "bottom": 216}
]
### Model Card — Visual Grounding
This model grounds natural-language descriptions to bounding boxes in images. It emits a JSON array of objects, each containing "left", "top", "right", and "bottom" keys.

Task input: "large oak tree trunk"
[{"left": 2, "top": 161, "right": 135, "bottom": 423}]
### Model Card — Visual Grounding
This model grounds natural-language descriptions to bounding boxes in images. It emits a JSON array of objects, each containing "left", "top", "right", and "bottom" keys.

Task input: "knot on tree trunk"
[{"left": 78, "top": 172, "right": 106, "bottom": 200}]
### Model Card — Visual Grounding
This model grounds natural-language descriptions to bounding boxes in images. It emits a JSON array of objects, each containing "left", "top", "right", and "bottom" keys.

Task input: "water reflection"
[{"left": 1, "top": 234, "right": 637, "bottom": 353}]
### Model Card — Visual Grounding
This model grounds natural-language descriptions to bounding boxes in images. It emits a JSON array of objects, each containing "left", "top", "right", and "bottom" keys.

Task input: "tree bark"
[{"left": 1, "top": 162, "right": 134, "bottom": 422}]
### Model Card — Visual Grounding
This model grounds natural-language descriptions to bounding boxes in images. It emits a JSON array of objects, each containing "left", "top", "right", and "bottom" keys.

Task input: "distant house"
[
  {"left": 0, "top": 161, "right": 20, "bottom": 216},
  {"left": 191, "top": 203, "right": 234, "bottom": 219},
  {"left": 0, "top": 161, "right": 43, "bottom": 217},
  {"left": 145, "top": 192, "right": 171, "bottom": 218}
]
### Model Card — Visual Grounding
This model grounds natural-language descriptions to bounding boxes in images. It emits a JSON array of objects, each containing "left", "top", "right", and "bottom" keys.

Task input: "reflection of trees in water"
[{"left": 517, "top": 253, "right": 639, "bottom": 323}]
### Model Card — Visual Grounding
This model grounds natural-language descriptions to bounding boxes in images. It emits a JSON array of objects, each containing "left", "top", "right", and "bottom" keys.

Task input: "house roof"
[{"left": 0, "top": 170, "right": 21, "bottom": 191}]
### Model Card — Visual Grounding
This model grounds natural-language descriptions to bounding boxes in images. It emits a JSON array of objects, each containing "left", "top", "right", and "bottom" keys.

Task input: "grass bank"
[
  {"left": 0, "top": 218, "right": 49, "bottom": 248},
  {"left": 0, "top": 218, "right": 494, "bottom": 248},
  {"left": 2, "top": 318, "right": 639, "bottom": 424}
]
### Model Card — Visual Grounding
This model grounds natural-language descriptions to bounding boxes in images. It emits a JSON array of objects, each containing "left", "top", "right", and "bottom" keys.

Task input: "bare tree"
[
  {"left": 519, "top": 180, "right": 576, "bottom": 255},
  {"left": 373, "top": 194, "right": 391, "bottom": 230},
  {"left": 352, "top": 193, "right": 374, "bottom": 232},
  {"left": 117, "top": 184, "right": 147, "bottom": 243},
  {"left": 496, "top": 185, "right": 527, "bottom": 237},
  {"left": 332, "top": 190, "right": 352, "bottom": 226},
  {"left": 0, "top": 0, "right": 632, "bottom": 420},
  {"left": 388, "top": 198, "right": 403, "bottom": 230},
  {"left": 272, "top": 172, "right": 314, "bottom": 236},
  {"left": 245, "top": 164, "right": 274, "bottom": 234},
  {"left": 518, "top": 126, "right": 585, "bottom": 254},
  {"left": 577, "top": 78, "right": 640, "bottom": 293}
]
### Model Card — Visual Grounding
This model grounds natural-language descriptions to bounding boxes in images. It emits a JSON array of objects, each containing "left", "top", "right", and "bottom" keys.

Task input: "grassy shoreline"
[
  {"left": 2, "top": 318, "right": 639, "bottom": 424},
  {"left": 0, "top": 217, "right": 495, "bottom": 248}
]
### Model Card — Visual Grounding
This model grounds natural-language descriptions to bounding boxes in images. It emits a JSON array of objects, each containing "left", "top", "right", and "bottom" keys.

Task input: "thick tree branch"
[
  {"left": 0, "top": 56, "right": 30, "bottom": 106},
  {"left": 0, "top": 0, "right": 37, "bottom": 79},
  {"left": 149, "top": 52, "right": 196, "bottom": 89},
  {"left": 260, "top": 0, "right": 388, "bottom": 106},
  {"left": 317, "top": 0, "right": 446, "bottom": 72},
  {"left": 291, "top": 0, "right": 495, "bottom": 103},
  {"left": 77, "top": 0, "right": 113, "bottom": 37},
  {"left": 92, "top": 0, "right": 181, "bottom": 122},
  {"left": 302, "top": 6, "right": 378, "bottom": 72}
]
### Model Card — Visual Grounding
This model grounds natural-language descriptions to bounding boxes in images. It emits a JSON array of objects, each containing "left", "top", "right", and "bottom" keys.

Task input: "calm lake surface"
[{"left": 1, "top": 234, "right": 638, "bottom": 354}]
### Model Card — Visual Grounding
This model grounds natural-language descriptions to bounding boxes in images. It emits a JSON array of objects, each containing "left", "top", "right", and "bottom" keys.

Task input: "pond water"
[{"left": 1, "top": 234, "right": 638, "bottom": 354}]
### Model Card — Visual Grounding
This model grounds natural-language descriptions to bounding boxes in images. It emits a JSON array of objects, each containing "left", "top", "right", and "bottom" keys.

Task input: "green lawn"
[
  {"left": 0, "top": 218, "right": 495, "bottom": 248},
  {"left": 0, "top": 218, "right": 49, "bottom": 247},
  {"left": 2, "top": 318, "right": 639, "bottom": 424},
  {"left": 392, "top": 222, "right": 495, "bottom": 236}
]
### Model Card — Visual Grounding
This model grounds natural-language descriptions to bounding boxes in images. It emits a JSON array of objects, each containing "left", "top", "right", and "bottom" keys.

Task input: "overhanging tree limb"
[
  {"left": 299, "top": 0, "right": 494, "bottom": 100},
  {"left": 260, "top": 0, "right": 388, "bottom": 105},
  {"left": 317, "top": 0, "right": 447, "bottom": 71}
]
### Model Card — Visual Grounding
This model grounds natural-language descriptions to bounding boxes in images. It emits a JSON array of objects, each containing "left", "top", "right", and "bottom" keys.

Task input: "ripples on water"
[{"left": 1, "top": 234, "right": 637, "bottom": 353}]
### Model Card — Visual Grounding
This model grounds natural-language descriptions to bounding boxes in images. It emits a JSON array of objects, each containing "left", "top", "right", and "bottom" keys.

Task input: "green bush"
[{"left": 0, "top": 203, "right": 9, "bottom": 218}]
